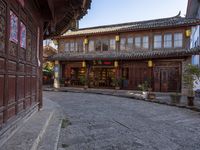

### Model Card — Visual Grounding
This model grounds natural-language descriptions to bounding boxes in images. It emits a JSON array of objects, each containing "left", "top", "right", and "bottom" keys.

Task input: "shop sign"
[{"left": 93, "top": 60, "right": 114, "bottom": 66}]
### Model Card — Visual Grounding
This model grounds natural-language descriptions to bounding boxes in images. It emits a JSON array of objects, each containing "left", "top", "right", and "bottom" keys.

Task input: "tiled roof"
[
  {"left": 56, "top": 15, "right": 200, "bottom": 38},
  {"left": 48, "top": 47, "right": 200, "bottom": 61}
]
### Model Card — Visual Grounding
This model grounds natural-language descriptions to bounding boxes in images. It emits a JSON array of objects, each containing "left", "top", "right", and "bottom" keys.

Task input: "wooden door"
[{"left": 154, "top": 66, "right": 181, "bottom": 92}]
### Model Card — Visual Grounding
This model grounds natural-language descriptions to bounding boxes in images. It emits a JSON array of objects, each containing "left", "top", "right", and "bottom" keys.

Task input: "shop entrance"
[{"left": 89, "top": 68, "right": 116, "bottom": 88}]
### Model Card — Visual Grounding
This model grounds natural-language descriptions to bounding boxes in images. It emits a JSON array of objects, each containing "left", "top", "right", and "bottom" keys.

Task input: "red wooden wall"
[{"left": 0, "top": 0, "right": 41, "bottom": 128}]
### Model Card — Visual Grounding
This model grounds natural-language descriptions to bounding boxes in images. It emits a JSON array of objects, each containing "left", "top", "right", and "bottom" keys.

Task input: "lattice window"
[
  {"left": 26, "top": 29, "right": 32, "bottom": 61},
  {"left": 32, "top": 35, "right": 37, "bottom": 63},
  {"left": 0, "top": 0, "right": 6, "bottom": 52}
]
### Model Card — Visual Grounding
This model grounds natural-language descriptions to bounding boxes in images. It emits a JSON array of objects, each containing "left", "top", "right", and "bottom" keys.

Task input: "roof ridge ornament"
[{"left": 176, "top": 11, "right": 181, "bottom": 17}]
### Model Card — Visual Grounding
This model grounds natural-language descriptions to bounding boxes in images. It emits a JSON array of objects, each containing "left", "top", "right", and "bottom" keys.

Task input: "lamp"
[
  {"left": 186, "top": 29, "right": 191, "bottom": 37},
  {"left": 55, "top": 60, "right": 59, "bottom": 65},
  {"left": 114, "top": 61, "right": 119, "bottom": 68},
  {"left": 84, "top": 38, "right": 88, "bottom": 45},
  {"left": 82, "top": 61, "right": 86, "bottom": 68},
  {"left": 148, "top": 60, "right": 153, "bottom": 67},
  {"left": 115, "top": 35, "right": 120, "bottom": 42}
]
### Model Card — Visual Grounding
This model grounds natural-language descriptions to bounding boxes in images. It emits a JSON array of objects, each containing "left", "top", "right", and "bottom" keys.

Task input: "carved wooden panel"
[
  {"left": 0, "top": 58, "right": 5, "bottom": 73},
  {"left": 26, "top": 65, "right": 32, "bottom": 75},
  {"left": 32, "top": 76, "right": 36, "bottom": 93},
  {"left": 18, "top": 76, "right": 25, "bottom": 100},
  {"left": 9, "top": 42, "right": 17, "bottom": 57},
  {"left": 26, "top": 29, "right": 32, "bottom": 62},
  {"left": 0, "top": 75, "right": 4, "bottom": 107},
  {"left": 8, "top": 60, "right": 17, "bottom": 72},
  {"left": 32, "top": 66, "right": 36, "bottom": 75},
  {"left": 19, "top": 48, "right": 26, "bottom": 60},
  {"left": 25, "top": 76, "right": 31, "bottom": 96},
  {"left": 19, "top": 63, "right": 25, "bottom": 73},
  {"left": 124, "top": 62, "right": 151, "bottom": 90},
  {"left": 0, "top": 112, "right": 3, "bottom": 125},
  {"left": 0, "top": 0, "right": 6, "bottom": 54},
  {"left": 32, "top": 35, "right": 37, "bottom": 64},
  {"left": 8, "top": 76, "right": 16, "bottom": 104}
]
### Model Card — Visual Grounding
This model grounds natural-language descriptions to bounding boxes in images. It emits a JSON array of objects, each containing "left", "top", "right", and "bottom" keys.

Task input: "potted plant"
[
  {"left": 170, "top": 92, "right": 181, "bottom": 104},
  {"left": 146, "top": 77, "right": 156, "bottom": 100},
  {"left": 138, "top": 81, "right": 148, "bottom": 99},
  {"left": 183, "top": 64, "right": 200, "bottom": 106},
  {"left": 79, "top": 76, "right": 88, "bottom": 89},
  {"left": 112, "top": 78, "right": 121, "bottom": 90}
]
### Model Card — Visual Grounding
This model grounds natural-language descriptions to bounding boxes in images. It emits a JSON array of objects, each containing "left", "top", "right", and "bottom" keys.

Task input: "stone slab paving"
[
  {"left": 44, "top": 91, "right": 200, "bottom": 150},
  {"left": 0, "top": 98, "right": 62, "bottom": 150},
  {"left": 43, "top": 86, "right": 200, "bottom": 112}
]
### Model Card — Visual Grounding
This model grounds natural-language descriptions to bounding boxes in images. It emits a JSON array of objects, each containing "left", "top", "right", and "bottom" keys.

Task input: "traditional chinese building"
[
  {"left": 50, "top": 14, "right": 200, "bottom": 93},
  {"left": 187, "top": 0, "right": 200, "bottom": 65},
  {"left": 0, "top": 0, "right": 91, "bottom": 140}
]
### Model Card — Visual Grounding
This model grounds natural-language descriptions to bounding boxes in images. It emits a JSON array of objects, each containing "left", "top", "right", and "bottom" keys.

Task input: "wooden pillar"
[{"left": 54, "top": 60, "right": 60, "bottom": 88}]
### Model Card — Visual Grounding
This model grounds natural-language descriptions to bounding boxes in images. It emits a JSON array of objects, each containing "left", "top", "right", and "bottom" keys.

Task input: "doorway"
[
  {"left": 154, "top": 66, "right": 181, "bottom": 92},
  {"left": 89, "top": 68, "right": 115, "bottom": 88}
]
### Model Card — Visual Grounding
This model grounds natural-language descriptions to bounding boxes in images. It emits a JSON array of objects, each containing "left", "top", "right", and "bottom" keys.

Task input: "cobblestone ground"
[{"left": 44, "top": 91, "right": 200, "bottom": 150}]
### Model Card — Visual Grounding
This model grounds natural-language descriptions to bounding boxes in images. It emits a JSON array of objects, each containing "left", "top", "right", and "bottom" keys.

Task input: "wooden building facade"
[
  {"left": 51, "top": 14, "right": 200, "bottom": 93},
  {"left": 0, "top": 0, "right": 91, "bottom": 140}
]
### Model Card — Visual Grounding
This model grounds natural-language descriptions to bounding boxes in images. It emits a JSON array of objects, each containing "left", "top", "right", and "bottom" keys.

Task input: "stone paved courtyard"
[{"left": 44, "top": 91, "right": 200, "bottom": 150}]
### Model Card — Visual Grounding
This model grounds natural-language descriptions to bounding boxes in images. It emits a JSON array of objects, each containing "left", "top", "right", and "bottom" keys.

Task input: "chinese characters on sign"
[
  {"left": 10, "top": 11, "right": 18, "bottom": 43},
  {"left": 20, "top": 22, "right": 26, "bottom": 49}
]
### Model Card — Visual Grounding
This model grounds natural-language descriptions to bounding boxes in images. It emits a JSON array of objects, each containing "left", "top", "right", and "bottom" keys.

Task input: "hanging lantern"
[
  {"left": 84, "top": 38, "right": 88, "bottom": 45},
  {"left": 114, "top": 61, "right": 119, "bottom": 68},
  {"left": 185, "top": 29, "right": 191, "bottom": 37},
  {"left": 55, "top": 60, "right": 59, "bottom": 65},
  {"left": 115, "top": 35, "right": 120, "bottom": 42},
  {"left": 82, "top": 61, "right": 86, "bottom": 68},
  {"left": 148, "top": 60, "right": 153, "bottom": 67}
]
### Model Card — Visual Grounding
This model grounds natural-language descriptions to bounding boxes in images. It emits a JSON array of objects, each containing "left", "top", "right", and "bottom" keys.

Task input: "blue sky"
[{"left": 79, "top": 0, "right": 188, "bottom": 28}]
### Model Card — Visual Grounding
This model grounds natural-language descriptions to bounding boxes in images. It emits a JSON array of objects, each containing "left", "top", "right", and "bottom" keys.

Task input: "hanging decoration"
[
  {"left": 20, "top": 22, "right": 26, "bottom": 49},
  {"left": 10, "top": 11, "right": 18, "bottom": 43}
]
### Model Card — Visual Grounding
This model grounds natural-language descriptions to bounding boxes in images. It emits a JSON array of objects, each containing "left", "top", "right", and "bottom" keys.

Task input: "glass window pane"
[
  {"left": 127, "top": 37, "right": 133, "bottom": 50},
  {"left": 95, "top": 40, "right": 101, "bottom": 51},
  {"left": 142, "top": 36, "right": 149, "bottom": 49},
  {"left": 65, "top": 42, "right": 70, "bottom": 52},
  {"left": 77, "top": 40, "right": 83, "bottom": 52},
  {"left": 120, "top": 38, "right": 126, "bottom": 50},
  {"left": 135, "top": 37, "right": 141, "bottom": 48},
  {"left": 174, "top": 33, "right": 183, "bottom": 48},
  {"left": 102, "top": 39, "right": 109, "bottom": 51},
  {"left": 70, "top": 42, "right": 75, "bottom": 51},
  {"left": 154, "top": 35, "right": 162, "bottom": 49},
  {"left": 109, "top": 39, "right": 116, "bottom": 51},
  {"left": 164, "top": 34, "right": 172, "bottom": 48},
  {"left": 89, "top": 40, "right": 94, "bottom": 52}
]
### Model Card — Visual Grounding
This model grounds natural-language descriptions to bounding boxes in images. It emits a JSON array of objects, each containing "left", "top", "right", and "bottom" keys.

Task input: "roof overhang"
[
  {"left": 33, "top": 0, "right": 92, "bottom": 39},
  {"left": 48, "top": 47, "right": 200, "bottom": 61}
]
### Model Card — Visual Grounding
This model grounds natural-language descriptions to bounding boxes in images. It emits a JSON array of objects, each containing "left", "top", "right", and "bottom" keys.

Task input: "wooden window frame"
[
  {"left": 153, "top": 34, "right": 162, "bottom": 49},
  {"left": 174, "top": 32, "right": 183, "bottom": 48},
  {"left": 164, "top": 33, "right": 172, "bottom": 49}
]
